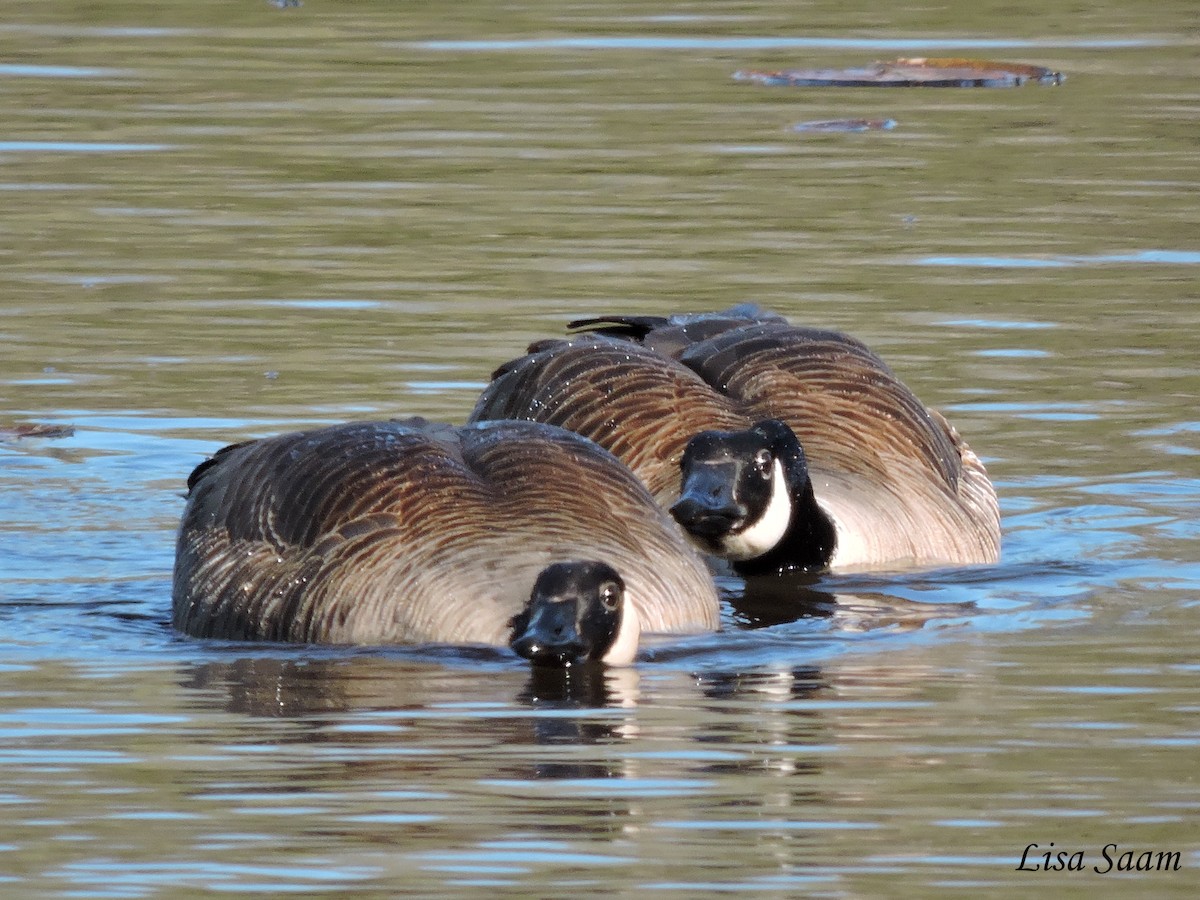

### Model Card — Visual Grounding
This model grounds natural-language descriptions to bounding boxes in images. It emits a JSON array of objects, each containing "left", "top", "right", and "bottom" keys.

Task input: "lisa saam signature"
[{"left": 1017, "top": 843, "right": 1183, "bottom": 874}]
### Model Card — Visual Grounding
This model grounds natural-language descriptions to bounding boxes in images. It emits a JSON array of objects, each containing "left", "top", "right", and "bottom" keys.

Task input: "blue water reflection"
[
  {"left": 0, "top": 142, "right": 170, "bottom": 153},
  {"left": 916, "top": 250, "right": 1200, "bottom": 267}
]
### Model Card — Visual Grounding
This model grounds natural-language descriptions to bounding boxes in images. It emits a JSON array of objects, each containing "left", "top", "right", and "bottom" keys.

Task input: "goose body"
[
  {"left": 471, "top": 308, "right": 1000, "bottom": 573},
  {"left": 172, "top": 419, "right": 719, "bottom": 661}
]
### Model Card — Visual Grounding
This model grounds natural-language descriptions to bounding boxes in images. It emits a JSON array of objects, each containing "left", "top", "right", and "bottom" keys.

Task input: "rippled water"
[{"left": 2, "top": 0, "right": 1198, "bottom": 895}]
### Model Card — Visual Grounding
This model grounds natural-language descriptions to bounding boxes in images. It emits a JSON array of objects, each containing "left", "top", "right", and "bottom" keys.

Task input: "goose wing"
[
  {"left": 678, "top": 322, "right": 1001, "bottom": 567},
  {"left": 174, "top": 420, "right": 719, "bottom": 645},
  {"left": 679, "top": 323, "right": 960, "bottom": 486},
  {"left": 569, "top": 303, "right": 785, "bottom": 359},
  {"left": 460, "top": 421, "right": 719, "bottom": 633},
  {"left": 471, "top": 336, "right": 745, "bottom": 504},
  {"left": 173, "top": 420, "right": 503, "bottom": 644}
]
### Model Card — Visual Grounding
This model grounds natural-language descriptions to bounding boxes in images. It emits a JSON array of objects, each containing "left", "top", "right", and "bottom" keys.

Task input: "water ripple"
[
  {"left": 0, "top": 63, "right": 122, "bottom": 78},
  {"left": 0, "top": 141, "right": 171, "bottom": 153},
  {"left": 916, "top": 250, "right": 1200, "bottom": 268}
]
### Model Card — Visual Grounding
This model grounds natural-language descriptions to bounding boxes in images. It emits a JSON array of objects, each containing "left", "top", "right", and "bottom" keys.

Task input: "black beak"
[
  {"left": 510, "top": 602, "right": 587, "bottom": 668},
  {"left": 670, "top": 465, "right": 747, "bottom": 538}
]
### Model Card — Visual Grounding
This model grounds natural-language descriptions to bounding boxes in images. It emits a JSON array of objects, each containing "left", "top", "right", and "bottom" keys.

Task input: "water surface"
[{"left": 1, "top": 0, "right": 1197, "bottom": 895}]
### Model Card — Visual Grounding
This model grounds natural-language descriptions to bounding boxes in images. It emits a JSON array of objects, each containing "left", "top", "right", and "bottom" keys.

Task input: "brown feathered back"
[
  {"left": 471, "top": 310, "right": 1000, "bottom": 570},
  {"left": 173, "top": 419, "right": 719, "bottom": 645},
  {"left": 477, "top": 337, "right": 747, "bottom": 504}
]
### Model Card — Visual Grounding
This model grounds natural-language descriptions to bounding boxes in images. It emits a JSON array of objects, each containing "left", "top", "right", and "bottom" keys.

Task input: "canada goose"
[
  {"left": 172, "top": 419, "right": 719, "bottom": 665},
  {"left": 470, "top": 306, "right": 1000, "bottom": 574}
]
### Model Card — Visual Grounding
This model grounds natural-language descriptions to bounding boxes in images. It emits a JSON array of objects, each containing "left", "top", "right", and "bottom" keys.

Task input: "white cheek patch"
[
  {"left": 718, "top": 459, "right": 792, "bottom": 561},
  {"left": 601, "top": 592, "right": 641, "bottom": 666}
]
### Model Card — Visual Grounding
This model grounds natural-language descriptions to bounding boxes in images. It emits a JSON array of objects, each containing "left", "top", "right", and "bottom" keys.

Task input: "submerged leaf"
[{"left": 734, "top": 57, "right": 1064, "bottom": 88}]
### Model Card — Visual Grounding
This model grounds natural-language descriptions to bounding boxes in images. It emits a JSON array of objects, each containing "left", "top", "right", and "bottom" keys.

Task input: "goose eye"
[
  {"left": 753, "top": 448, "right": 773, "bottom": 478},
  {"left": 599, "top": 582, "right": 620, "bottom": 611}
]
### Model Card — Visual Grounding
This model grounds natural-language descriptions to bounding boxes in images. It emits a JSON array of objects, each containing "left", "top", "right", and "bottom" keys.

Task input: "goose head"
[
  {"left": 670, "top": 419, "right": 835, "bottom": 573},
  {"left": 509, "top": 561, "right": 640, "bottom": 667}
]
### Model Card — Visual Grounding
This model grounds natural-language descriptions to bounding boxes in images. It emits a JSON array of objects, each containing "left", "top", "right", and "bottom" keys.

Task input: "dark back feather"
[
  {"left": 472, "top": 311, "right": 1001, "bottom": 569},
  {"left": 471, "top": 337, "right": 746, "bottom": 503},
  {"left": 173, "top": 419, "right": 719, "bottom": 645}
]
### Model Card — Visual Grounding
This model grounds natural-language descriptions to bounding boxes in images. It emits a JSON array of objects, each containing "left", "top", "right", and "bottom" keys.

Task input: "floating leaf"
[
  {"left": 734, "top": 57, "right": 1064, "bottom": 88},
  {"left": 792, "top": 118, "right": 897, "bottom": 133},
  {"left": 899, "top": 57, "right": 1063, "bottom": 83},
  {"left": 0, "top": 423, "right": 75, "bottom": 441}
]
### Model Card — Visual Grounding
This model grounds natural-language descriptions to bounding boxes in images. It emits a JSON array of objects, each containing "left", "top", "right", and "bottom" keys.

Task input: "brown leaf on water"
[
  {"left": 734, "top": 57, "right": 1064, "bottom": 88},
  {"left": 0, "top": 423, "right": 75, "bottom": 442}
]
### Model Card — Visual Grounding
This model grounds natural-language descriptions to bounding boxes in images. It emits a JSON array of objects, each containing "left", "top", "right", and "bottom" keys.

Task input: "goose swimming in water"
[
  {"left": 172, "top": 418, "right": 719, "bottom": 665},
  {"left": 471, "top": 306, "right": 1001, "bottom": 575}
]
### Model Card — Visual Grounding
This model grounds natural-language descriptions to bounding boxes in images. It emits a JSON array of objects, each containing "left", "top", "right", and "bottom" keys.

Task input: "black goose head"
[
  {"left": 670, "top": 419, "right": 835, "bottom": 574},
  {"left": 508, "top": 561, "right": 637, "bottom": 667}
]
